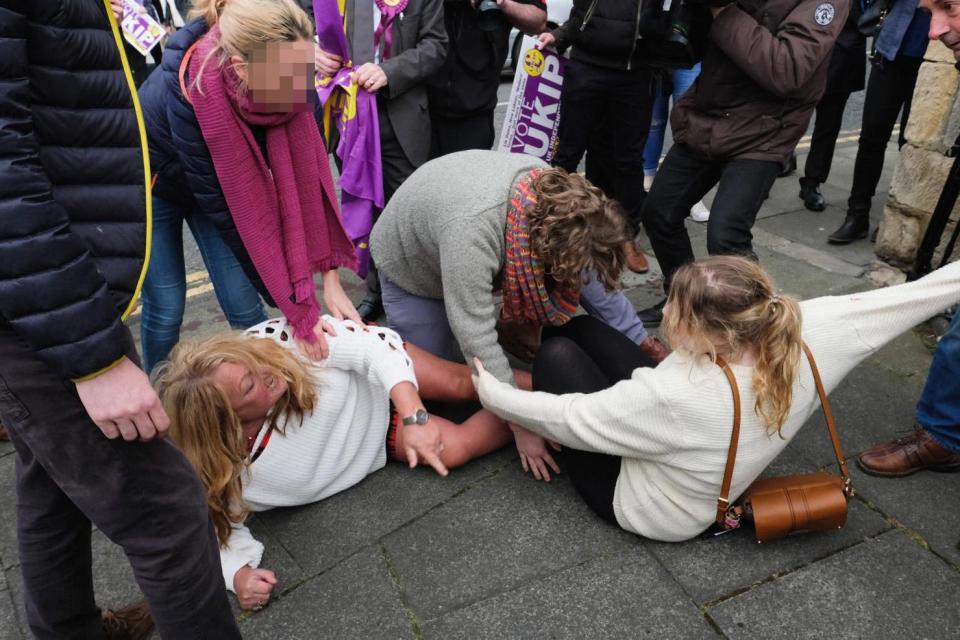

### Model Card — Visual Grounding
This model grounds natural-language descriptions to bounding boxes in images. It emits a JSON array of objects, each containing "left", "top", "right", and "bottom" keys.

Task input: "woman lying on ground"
[
  {"left": 371, "top": 149, "right": 668, "bottom": 482},
  {"left": 474, "top": 255, "right": 960, "bottom": 540},
  {"left": 155, "top": 316, "right": 524, "bottom": 610},
  {"left": 138, "top": 0, "right": 361, "bottom": 372}
]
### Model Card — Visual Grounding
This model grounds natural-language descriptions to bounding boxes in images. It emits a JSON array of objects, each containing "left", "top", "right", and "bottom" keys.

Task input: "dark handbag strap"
[{"left": 713, "top": 343, "right": 852, "bottom": 526}]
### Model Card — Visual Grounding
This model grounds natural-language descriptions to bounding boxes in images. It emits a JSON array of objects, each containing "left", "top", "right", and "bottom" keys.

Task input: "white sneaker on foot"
[{"left": 689, "top": 201, "right": 710, "bottom": 223}]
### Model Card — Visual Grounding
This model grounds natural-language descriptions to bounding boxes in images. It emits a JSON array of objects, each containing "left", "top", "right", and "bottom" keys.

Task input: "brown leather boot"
[
  {"left": 623, "top": 241, "right": 649, "bottom": 274},
  {"left": 102, "top": 600, "right": 155, "bottom": 640},
  {"left": 856, "top": 427, "right": 960, "bottom": 477}
]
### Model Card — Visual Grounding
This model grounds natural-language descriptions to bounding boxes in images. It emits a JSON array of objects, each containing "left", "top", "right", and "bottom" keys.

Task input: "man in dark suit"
[{"left": 316, "top": 0, "right": 448, "bottom": 320}]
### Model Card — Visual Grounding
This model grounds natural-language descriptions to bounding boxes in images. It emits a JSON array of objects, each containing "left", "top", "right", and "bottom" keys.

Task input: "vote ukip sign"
[{"left": 498, "top": 36, "right": 566, "bottom": 163}]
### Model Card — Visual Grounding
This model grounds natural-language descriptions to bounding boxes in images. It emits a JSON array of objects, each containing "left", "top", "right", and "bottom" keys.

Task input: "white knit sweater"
[
  {"left": 219, "top": 316, "right": 417, "bottom": 591},
  {"left": 477, "top": 261, "right": 960, "bottom": 542}
]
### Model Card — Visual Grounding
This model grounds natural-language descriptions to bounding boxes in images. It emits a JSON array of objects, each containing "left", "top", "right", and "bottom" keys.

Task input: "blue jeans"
[
  {"left": 916, "top": 311, "right": 960, "bottom": 453},
  {"left": 140, "top": 196, "right": 267, "bottom": 372},
  {"left": 643, "top": 64, "right": 702, "bottom": 176}
]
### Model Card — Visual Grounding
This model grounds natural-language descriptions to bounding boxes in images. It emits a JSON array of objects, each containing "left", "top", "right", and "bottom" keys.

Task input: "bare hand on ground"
[
  {"left": 233, "top": 566, "right": 278, "bottom": 611},
  {"left": 75, "top": 357, "right": 169, "bottom": 442},
  {"left": 402, "top": 419, "right": 449, "bottom": 477},
  {"left": 510, "top": 422, "right": 561, "bottom": 481}
]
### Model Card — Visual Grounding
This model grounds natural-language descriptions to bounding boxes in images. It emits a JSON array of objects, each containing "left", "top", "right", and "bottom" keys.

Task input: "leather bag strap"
[
  {"left": 713, "top": 342, "right": 852, "bottom": 526},
  {"left": 714, "top": 357, "right": 742, "bottom": 525},
  {"left": 800, "top": 343, "right": 851, "bottom": 482}
]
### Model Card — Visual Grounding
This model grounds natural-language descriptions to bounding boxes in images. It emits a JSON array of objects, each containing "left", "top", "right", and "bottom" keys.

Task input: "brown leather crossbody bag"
[{"left": 713, "top": 343, "right": 855, "bottom": 544}]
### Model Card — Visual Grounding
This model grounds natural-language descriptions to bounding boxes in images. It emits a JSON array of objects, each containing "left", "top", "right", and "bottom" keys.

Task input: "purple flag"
[{"left": 314, "top": 0, "right": 384, "bottom": 278}]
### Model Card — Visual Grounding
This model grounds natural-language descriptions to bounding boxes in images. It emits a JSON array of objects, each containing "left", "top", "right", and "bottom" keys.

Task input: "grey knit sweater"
[{"left": 370, "top": 150, "right": 547, "bottom": 384}]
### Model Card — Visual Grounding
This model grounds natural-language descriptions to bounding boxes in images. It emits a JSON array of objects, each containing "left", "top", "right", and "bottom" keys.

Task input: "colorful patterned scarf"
[{"left": 501, "top": 169, "right": 580, "bottom": 326}]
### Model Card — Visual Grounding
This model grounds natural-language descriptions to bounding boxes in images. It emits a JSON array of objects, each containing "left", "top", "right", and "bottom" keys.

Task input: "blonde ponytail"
[
  {"left": 752, "top": 294, "right": 802, "bottom": 431},
  {"left": 663, "top": 256, "right": 803, "bottom": 433}
]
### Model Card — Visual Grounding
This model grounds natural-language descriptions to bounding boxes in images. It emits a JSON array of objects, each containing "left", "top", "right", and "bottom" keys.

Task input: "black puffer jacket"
[
  {"left": 0, "top": 0, "right": 147, "bottom": 380},
  {"left": 554, "top": 0, "right": 647, "bottom": 70}
]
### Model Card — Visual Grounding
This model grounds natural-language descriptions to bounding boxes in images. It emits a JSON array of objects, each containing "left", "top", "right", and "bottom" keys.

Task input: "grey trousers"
[{"left": 379, "top": 272, "right": 648, "bottom": 359}]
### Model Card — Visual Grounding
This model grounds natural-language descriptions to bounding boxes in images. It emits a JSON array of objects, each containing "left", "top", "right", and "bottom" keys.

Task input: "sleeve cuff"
[{"left": 70, "top": 356, "right": 126, "bottom": 383}]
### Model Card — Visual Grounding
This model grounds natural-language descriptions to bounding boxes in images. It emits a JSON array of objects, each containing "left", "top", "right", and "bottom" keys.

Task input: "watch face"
[{"left": 415, "top": 409, "right": 429, "bottom": 425}]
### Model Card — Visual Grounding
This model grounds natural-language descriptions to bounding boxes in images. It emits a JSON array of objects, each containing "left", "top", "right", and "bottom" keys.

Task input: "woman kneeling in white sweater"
[
  {"left": 475, "top": 256, "right": 960, "bottom": 541},
  {"left": 155, "top": 316, "right": 517, "bottom": 610}
]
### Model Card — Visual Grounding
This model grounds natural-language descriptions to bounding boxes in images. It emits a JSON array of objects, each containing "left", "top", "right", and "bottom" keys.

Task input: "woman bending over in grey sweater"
[{"left": 370, "top": 150, "right": 667, "bottom": 482}]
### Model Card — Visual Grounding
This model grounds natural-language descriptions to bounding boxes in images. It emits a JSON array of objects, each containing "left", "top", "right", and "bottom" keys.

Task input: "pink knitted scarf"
[{"left": 188, "top": 26, "right": 357, "bottom": 340}]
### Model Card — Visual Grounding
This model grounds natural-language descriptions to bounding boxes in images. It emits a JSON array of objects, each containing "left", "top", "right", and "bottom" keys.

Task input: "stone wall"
[{"left": 875, "top": 41, "right": 960, "bottom": 268}]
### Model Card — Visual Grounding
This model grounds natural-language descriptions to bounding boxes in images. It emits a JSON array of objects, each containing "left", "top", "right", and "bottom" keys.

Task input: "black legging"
[{"left": 533, "top": 316, "right": 657, "bottom": 524}]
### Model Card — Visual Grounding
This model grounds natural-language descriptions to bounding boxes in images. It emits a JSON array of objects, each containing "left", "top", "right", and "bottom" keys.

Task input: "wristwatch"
[{"left": 401, "top": 409, "right": 429, "bottom": 426}]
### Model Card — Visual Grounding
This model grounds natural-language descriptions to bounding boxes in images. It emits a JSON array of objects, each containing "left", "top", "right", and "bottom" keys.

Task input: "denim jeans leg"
[
  {"left": 380, "top": 274, "right": 455, "bottom": 359},
  {"left": 643, "top": 90, "right": 669, "bottom": 176},
  {"left": 187, "top": 212, "right": 267, "bottom": 329},
  {"left": 916, "top": 311, "right": 960, "bottom": 453},
  {"left": 140, "top": 196, "right": 188, "bottom": 373}
]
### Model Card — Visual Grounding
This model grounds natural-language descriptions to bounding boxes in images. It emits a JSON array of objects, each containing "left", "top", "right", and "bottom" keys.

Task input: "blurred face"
[
  {"left": 921, "top": 0, "right": 960, "bottom": 40},
  {"left": 212, "top": 361, "right": 288, "bottom": 425},
  {"left": 231, "top": 39, "right": 315, "bottom": 112}
]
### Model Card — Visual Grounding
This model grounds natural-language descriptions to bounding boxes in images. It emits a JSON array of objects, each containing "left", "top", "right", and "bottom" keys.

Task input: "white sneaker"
[{"left": 689, "top": 200, "right": 710, "bottom": 223}]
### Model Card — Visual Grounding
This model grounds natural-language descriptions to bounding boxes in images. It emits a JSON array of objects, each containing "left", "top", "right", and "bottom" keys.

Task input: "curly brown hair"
[{"left": 527, "top": 169, "right": 628, "bottom": 291}]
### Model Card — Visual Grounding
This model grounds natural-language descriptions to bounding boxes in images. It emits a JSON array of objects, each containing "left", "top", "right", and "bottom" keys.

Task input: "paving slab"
[
  {"left": 787, "top": 360, "right": 926, "bottom": 469},
  {"left": 644, "top": 449, "right": 891, "bottom": 604},
  {"left": 0, "top": 458, "right": 16, "bottom": 572},
  {"left": 421, "top": 544, "right": 717, "bottom": 640},
  {"left": 255, "top": 448, "right": 513, "bottom": 575},
  {"left": 708, "top": 529, "right": 960, "bottom": 639},
  {"left": 756, "top": 207, "right": 881, "bottom": 268},
  {"left": 237, "top": 547, "right": 412, "bottom": 640},
  {"left": 0, "top": 590, "right": 20, "bottom": 640},
  {"left": 849, "top": 465, "right": 960, "bottom": 568},
  {"left": 863, "top": 327, "right": 937, "bottom": 380},
  {"left": 2, "top": 570, "right": 25, "bottom": 640},
  {"left": 382, "top": 462, "right": 641, "bottom": 619}
]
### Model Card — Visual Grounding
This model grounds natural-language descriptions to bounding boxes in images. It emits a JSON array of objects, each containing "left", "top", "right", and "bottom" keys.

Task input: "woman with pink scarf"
[{"left": 140, "top": 0, "right": 361, "bottom": 365}]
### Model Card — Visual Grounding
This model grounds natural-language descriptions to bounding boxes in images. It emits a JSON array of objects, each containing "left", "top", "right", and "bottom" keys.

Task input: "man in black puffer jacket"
[
  {"left": 537, "top": 0, "right": 656, "bottom": 273},
  {"left": 0, "top": 2, "right": 241, "bottom": 637}
]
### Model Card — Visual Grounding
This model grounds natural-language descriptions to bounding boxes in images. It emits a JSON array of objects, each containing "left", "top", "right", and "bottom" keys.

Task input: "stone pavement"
[{"left": 1, "top": 139, "right": 959, "bottom": 639}]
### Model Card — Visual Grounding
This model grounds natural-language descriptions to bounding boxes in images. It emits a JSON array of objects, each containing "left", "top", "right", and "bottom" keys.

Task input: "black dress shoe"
[
  {"left": 799, "top": 182, "right": 826, "bottom": 212},
  {"left": 357, "top": 295, "right": 384, "bottom": 322},
  {"left": 637, "top": 299, "right": 666, "bottom": 327},
  {"left": 827, "top": 214, "right": 869, "bottom": 244}
]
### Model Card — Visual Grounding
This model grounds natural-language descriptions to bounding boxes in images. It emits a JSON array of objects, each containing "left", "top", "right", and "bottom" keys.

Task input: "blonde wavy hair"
[
  {"left": 193, "top": 0, "right": 314, "bottom": 92},
  {"left": 154, "top": 333, "right": 317, "bottom": 545},
  {"left": 528, "top": 169, "right": 628, "bottom": 291},
  {"left": 188, "top": 0, "right": 228, "bottom": 24},
  {"left": 662, "top": 256, "right": 803, "bottom": 433}
]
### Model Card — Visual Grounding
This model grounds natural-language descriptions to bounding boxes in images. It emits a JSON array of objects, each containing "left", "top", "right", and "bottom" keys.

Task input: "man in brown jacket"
[{"left": 637, "top": 0, "right": 850, "bottom": 324}]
